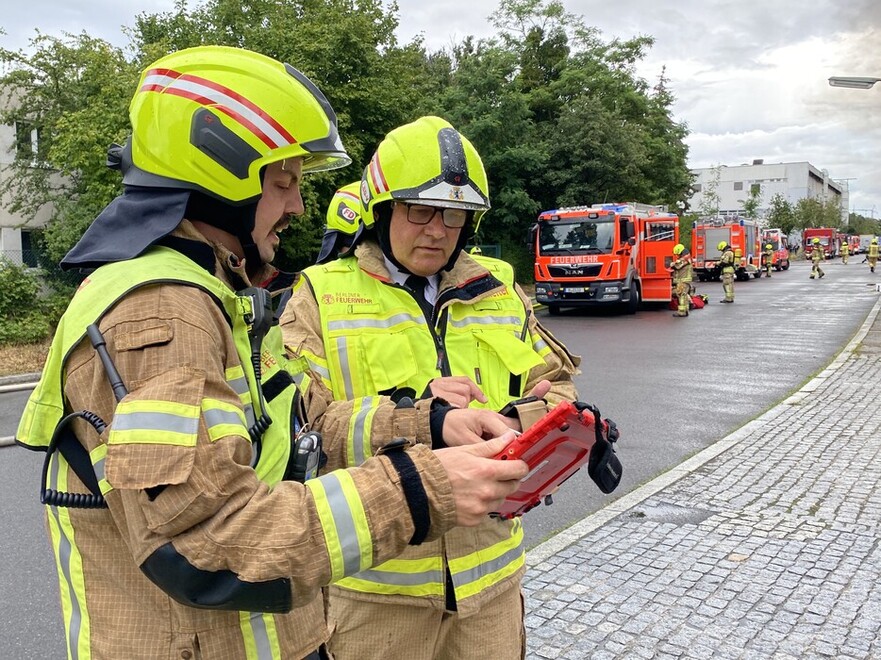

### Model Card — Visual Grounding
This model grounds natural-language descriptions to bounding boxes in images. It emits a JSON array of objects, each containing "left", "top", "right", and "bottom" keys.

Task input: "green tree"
[
  {"left": 699, "top": 166, "right": 721, "bottom": 217},
  {"left": 739, "top": 183, "right": 762, "bottom": 221},
  {"left": 795, "top": 197, "right": 841, "bottom": 229},
  {"left": 766, "top": 193, "right": 796, "bottom": 235},
  {"left": 0, "top": 34, "right": 138, "bottom": 263}
]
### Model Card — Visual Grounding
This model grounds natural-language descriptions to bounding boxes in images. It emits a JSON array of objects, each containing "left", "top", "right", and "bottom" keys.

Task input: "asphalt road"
[{"left": 0, "top": 257, "right": 876, "bottom": 657}]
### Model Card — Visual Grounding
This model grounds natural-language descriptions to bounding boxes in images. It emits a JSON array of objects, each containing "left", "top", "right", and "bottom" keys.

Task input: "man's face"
[
  {"left": 252, "top": 158, "right": 304, "bottom": 264},
  {"left": 388, "top": 203, "right": 462, "bottom": 276}
]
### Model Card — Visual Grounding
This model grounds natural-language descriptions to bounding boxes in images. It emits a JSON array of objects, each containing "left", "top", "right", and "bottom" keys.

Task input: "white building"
[
  {"left": 687, "top": 160, "right": 848, "bottom": 225},
  {"left": 0, "top": 89, "right": 56, "bottom": 266}
]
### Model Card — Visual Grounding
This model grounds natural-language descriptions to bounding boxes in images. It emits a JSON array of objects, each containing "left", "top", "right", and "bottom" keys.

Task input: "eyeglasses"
[{"left": 396, "top": 202, "right": 469, "bottom": 229}]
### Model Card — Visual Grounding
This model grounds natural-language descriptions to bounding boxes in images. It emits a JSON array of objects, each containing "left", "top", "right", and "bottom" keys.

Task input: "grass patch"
[{"left": 0, "top": 338, "right": 50, "bottom": 377}]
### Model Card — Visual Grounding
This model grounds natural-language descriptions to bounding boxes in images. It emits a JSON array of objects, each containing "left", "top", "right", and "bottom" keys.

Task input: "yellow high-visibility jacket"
[{"left": 282, "top": 239, "right": 580, "bottom": 616}]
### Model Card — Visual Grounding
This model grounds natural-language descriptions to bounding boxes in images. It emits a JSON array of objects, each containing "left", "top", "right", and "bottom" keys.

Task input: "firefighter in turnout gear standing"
[
  {"left": 719, "top": 241, "right": 736, "bottom": 303},
  {"left": 281, "top": 116, "right": 581, "bottom": 660},
  {"left": 762, "top": 243, "right": 774, "bottom": 277},
  {"left": 868, "top": 237, "right": 879, "bottom": 273},
  {"left": 15, "top": 48, "right": 529, "bottom": 660},
  {"left": 810, "top": 237, "right": 826, "bottom": 279},
  {"left": 670, "top": 243, "right": 693, "bottom": 317},
  {"left": 840, "top": 241, "right": 849, "bottom": 265}
]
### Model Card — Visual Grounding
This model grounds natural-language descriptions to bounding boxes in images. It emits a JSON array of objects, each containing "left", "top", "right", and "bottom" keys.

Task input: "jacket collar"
[{"left": 352, "top": 240, "right": 506, "bottom": 305}]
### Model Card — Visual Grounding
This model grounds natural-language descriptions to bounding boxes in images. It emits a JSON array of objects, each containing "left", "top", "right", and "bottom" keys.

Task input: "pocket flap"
[
  {"left": 477, "top": 330, "right": 544, "bottom": 375},
  {"left": 115, "top": 322, "right": 174, "bottom": 352}
]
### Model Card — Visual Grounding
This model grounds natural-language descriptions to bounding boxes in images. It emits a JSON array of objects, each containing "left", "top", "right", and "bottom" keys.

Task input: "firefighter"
[
  {"left": 281, "top": 116, "right": 581, "bottom": 660},
  {"left": 763, "top": 243, "right": 774, "bottom": 277},
  {"left": 316, "top": 180, "right": 362, "bottom": 264},
  {"left": 718, "top": 241, "right": 736, "bottom": 303},
  {"left": 840, "top": 240, "right": 850, "bottom": 265},
  {"left": 868, "top": 237, "right": 879, "bottom": 273},
  {"left": 16, "top": 48, "right": 529, "bottom": 660},
  {"left": 810, "top": 237, "right": 826, "bottom": 279},
  {"left": 670, "top": 243, "right": 693, "bottom": 317}
]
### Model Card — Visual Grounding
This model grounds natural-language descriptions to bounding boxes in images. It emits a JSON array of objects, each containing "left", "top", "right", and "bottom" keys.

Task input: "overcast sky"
[{"left": 3, "top": 0, "right": 880, "bottom": 216}]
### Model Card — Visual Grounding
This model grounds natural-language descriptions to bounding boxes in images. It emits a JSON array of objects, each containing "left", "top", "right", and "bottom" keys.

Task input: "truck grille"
[{"left": 547, "top": 264, "right": 603, "bottom": 278}]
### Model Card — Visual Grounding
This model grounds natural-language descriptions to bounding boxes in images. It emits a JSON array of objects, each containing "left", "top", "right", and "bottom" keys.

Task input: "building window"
[
  {"left": 733, "top": 182, "right": 743, "bottom": 191},
  {"left": 21, "top": 230, "right": 38, "bottom": 268},
  {"left": 14, "top": 120, "right": 40, "bottom": 163},
  {"left": 750, "top": 183, "right": 761, "bottom": 195},
  {"left": 692, "top": 184, "right": 702, "bottom": 193}
]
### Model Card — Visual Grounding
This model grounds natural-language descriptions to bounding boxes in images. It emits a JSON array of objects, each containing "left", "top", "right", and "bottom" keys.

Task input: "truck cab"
[{"left": 531, "top": 203, "right": 678, "bottom": 315}]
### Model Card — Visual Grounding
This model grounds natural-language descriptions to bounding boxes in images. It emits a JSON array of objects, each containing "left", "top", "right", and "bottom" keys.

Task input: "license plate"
[{"left": 564, "top": 287, "right": 586, "bottom": 293}]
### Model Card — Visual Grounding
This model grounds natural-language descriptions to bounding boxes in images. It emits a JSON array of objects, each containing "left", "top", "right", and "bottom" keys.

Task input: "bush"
[{"left": 0, "top": 259, "right": 70, "bottom": 346}]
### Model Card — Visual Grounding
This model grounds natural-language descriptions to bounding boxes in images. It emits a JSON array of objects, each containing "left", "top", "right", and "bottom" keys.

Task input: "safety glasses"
[{"left": 396, "top": 202, "right": 469, "bottom": 229}]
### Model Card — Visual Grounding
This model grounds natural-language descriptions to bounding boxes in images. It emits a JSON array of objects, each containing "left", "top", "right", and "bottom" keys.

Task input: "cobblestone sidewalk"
[{"left": 523, "top": 300, "right": 881, "bottom": 659}]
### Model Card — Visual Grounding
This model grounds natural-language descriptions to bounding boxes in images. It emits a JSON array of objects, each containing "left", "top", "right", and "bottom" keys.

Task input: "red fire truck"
[
  {"left": 761, "top": 228, "right": 791, "bottom": 271},
  {"left": 692, "top": 216, "right": 762, "bottom": 281},
  {"left": 803, "top": 227, "right": 838, "bottom": 259},
  {"left": 530, "top": 203, "right": 679, "bottom": 315}
]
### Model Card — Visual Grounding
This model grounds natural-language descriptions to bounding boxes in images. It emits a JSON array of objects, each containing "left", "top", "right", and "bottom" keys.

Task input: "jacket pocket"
[{"left": 360, "top": 331, "right": 419, "bottom": 393}]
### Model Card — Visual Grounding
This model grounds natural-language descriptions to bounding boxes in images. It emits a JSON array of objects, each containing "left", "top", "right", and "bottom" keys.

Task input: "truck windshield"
[{"left": 538, "top": 218, "right": 614, "bottom": 255}]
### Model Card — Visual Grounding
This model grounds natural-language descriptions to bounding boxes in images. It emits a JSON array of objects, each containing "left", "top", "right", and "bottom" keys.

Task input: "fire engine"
[
  {"left": 760, "top": 228, "right": 791, "bottom": 271},
  {"left": 530, "top": 203, "right": 679, "bottom": 315},
  {"left": 692, "top": 216, "right": 762, "bottom": 281},
  {"left": 803, "top": 227, "right": 838, "bottom": 259}
]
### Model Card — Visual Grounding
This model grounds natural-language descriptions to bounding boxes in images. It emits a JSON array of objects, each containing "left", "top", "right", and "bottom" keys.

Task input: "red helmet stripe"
[
  {"left": 140, "top": 68, "right": 297, "bottom": 149},
  {"left": 370, "top": 154, "right": 389, "bottom": 194}
]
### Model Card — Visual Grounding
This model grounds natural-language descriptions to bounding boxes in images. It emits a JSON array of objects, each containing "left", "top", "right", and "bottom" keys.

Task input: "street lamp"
[{"left": 828, "top": 76, "right": 881, "bottom": 89}]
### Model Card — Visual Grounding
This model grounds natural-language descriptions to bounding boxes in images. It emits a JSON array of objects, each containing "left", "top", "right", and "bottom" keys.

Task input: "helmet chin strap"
[{"left": 184, "top": 191, "right": 260, "bottom": 264}]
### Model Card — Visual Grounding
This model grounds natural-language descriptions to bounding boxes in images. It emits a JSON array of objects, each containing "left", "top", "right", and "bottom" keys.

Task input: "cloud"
[{"left": 2, "top": 0, "right": 880, "bottom": 216}]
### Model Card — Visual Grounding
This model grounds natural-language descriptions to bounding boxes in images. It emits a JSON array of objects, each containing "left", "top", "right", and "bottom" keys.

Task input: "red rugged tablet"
[{"left": 491, "top": 400, "right": 620, "bottom": 519}]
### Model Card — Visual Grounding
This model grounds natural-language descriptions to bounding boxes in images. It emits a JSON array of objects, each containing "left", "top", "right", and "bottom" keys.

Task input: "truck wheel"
[
  {"left": 782, "top": 260, "right": 790, "bottom": 270},
  {"left": 625, "top": 284, "right": 641, "bottom": 314},
  {"left": 547, "top": 304, "right": 561, "bottom": 316}
]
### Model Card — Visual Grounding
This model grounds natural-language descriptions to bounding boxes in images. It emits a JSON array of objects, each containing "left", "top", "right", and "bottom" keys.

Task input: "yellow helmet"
[
  {"left": 765, "top": 243, "right": 773, "bottom": 250},
  {"left": 124, "top": 45, "right": 350, "bottom": 204},
  {"left": 360, "top": 116, "right": 490, "bottom": 228},
  {"left": 812, "top": 237, "right": 820, "bottom": 244},
  {"left": 316, "top": 181, "right": 363, "bottom": 264},
  {"left": 717, "top": 241, "right": 728, "bottom": 251},
  {"left": 673, "top": 243, "right": 686, "bottom": 255},
  {"left": 325, "top": 182, "right": 363, "bottom": 234},
  {"left": 873, "top": 237, "right": 879, "bottom": 243}
]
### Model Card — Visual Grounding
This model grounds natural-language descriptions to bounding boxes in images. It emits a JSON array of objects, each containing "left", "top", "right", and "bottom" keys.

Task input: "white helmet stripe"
[{"left": 142, "top": 73, "right": 293, "bottom": 149}]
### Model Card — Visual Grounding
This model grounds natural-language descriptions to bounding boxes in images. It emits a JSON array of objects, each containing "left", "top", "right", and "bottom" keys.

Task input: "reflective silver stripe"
[
  {"left": 93, "top": 456, "right": 106, "bottom": 483},
  {"left": 50, "top": 450, "right": 60, "bottom": 491},
  {"left": 350, "top": 566, "right": 444, "bottom": 587},
  {"left": 247, "top": 612, "right": 273, "bottom": 660},
  {"left": 450, "top": 544, "right": 524, "bottom": 590},
  {"left": 335, "top": 337, "right": 354, "bottom": 401},
  {"left": 228, "top": 375, "right": 256, "bottom": 425},
  {"left": 328, "top": 313, "right": 423, "bottom": 331},
  {"left": 351, "top": 397, "right": 375, "bottom": 466},
  {"left": 320, "top": 473, "right": 363, "bottom": 575},
  {"left": 449, "top": 315, "right": 522, "bottom": 328},
  {"left": 112, "top": 411, "right": 199, "bottom": 435},
  {"left": 203, "top": 407, "right": 246, "bottom": 429},
  {"left": 307, "top": 358, "right": 331, "bottom": 382},
  {"left": 228, "top": 375, "right": 249, "bottom": 396},
  {"left": 243, "top": 404, "right": 256, "bottom": 428},
  {"left": 533, "top": 338, "right": 549, "bottom": 353},
  {"left": 48, "top": 456, "right": 83, "bottom": 660}
]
